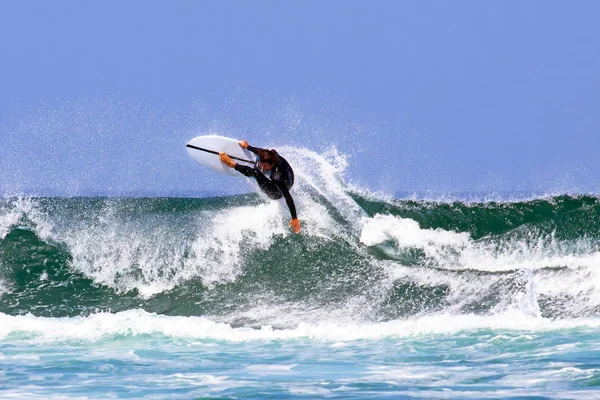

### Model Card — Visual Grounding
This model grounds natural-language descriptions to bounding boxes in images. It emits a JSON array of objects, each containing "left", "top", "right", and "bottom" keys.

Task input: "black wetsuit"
[{"left": 234, "top": 145, "right": 297, "bottom": 219}]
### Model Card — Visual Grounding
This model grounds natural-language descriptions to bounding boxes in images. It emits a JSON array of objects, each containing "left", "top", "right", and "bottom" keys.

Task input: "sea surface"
[{"left": 2, "top": 150, "right": 600, "bottom": 399}]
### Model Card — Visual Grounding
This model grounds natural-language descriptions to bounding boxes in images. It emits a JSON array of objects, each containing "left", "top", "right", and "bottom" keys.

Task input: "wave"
[
  {"left": 1, "top": 147, "right": 600, "bottom": 324},
  {"left": 355, "top": 193, "right": 600, "bottom": 240},
  {"left": 3, "top": 309, "right": 600, "bottom": 343}
]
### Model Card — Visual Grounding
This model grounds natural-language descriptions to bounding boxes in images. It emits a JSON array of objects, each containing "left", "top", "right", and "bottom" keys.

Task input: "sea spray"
[
  {"left": 2, "top": 149, "right": 600, "bottom": 399},
  {"left": 1, "top": 148, "right": 600, "bottom": 322}
]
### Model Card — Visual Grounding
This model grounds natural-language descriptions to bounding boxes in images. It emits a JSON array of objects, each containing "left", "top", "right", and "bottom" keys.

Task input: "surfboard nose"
[{"left": 185, "top": 134, "right": 256, "bottom": 177}]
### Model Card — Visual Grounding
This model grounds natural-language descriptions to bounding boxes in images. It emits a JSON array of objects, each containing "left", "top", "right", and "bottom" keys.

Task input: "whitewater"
[{"left": 2, "top": 146, "right": 600, "bottom": 398}]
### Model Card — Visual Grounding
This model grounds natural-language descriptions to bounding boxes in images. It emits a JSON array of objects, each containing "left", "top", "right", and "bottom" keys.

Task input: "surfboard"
[{"left": 186, "top": 135, "right": 257, "bottom": 176}]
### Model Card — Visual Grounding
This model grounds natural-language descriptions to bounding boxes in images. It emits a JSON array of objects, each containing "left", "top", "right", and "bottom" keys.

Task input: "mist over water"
[
  {"left": 6, "top": 94, "right": 583, "bottom": 199},
  {"left": 3, "top": 140, "right": 600, "bottom": 398},
  {"left": 2, "top": 0, "right": 600, "bottom": 393},
  {"left": 1, "top": 98, "right": 600, "bottom": 399},
  {"left": 2, "top": 144, "right": 600, "bottom": 329}
]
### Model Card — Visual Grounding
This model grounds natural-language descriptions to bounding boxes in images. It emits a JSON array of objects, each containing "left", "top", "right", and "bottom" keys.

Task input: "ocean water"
[{"left": 2, "top": 148, "right": 600, "bottom": 398}]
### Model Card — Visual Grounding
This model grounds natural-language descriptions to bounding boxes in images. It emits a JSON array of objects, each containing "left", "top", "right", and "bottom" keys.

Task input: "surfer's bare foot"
[
  {"left": 290, "top": 218, "right": 301, "bottom": 234},
  {"left": 219, "top": 152, "right": 236, "bottom": 168}
]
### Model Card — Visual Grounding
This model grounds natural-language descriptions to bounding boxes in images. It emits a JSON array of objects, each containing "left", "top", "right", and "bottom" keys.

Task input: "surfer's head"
[{"left": 257, "top": 149, "right": 279, "bottom": 171}]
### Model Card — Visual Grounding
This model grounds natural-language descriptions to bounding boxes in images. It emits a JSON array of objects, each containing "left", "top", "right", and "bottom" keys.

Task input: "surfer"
[
  {"left": 219, "top": 141, "right": 301, "bottom": 234},
  {"left": 219, "top": 140, "right": 300, "bottom": 233}
]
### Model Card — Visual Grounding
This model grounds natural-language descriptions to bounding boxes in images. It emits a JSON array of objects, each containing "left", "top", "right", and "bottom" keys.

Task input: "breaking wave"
[{"left": 2, "top": 147, "right": 600, "bottom": 332}]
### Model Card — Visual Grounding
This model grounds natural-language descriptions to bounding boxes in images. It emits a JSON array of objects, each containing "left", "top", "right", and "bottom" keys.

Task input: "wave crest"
[{"left": 1, "top": 148, "right": 600, "bottom": 323}]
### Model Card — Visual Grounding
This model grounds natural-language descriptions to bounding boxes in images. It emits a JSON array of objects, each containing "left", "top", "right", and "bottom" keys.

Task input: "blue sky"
[{"left": 1, "top": 1, "right": 599, "bottom": 196}]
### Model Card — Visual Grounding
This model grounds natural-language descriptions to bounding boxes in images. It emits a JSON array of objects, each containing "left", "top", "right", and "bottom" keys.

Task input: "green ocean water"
[
  {"left": 2, "top": 190, "right": 600, "bottom": 399},
  {"left": 3, "top": 139, "right": 600, "bottom": 399},
  {"left": 2, "top": 193, "right": 599, "bottom": 321}
]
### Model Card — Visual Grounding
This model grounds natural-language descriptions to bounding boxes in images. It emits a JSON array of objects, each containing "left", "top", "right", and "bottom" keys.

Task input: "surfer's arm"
[{"left": 239, "top": 140, "right": 265, "bottom": 156}]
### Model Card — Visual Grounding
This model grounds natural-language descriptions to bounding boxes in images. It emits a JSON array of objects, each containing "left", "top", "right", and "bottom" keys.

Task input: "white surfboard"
[{"left": 186, "top": 135, "right": 257, "bottom": 176}]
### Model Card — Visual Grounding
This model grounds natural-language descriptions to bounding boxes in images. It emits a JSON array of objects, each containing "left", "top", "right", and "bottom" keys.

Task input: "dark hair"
[{"left": 258, "top": 149, "right": 280, "bottom": 166}]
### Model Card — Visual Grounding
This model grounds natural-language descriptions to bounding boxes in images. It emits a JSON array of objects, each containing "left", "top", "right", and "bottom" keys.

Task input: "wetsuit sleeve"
[
  {"left": 246, "top": 144, "right": 266, "bottom": 156},
  {"left": 275, "top": 181, "right": 297, "bottom": 220}
]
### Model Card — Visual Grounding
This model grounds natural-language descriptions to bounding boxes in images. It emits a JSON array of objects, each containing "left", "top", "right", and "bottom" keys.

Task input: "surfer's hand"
[
  {"left": 219, "top": 152, "right": 236, "bottom": 168},
  {"left": 239, "top": 140, "right": 249, "bottom": 149},
  {"left": 290, "top": 218, "right": 301, "bottom": 234}
]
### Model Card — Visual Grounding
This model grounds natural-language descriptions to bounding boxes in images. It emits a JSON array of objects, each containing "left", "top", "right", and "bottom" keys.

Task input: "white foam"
[
  {"left": 288, "top": 386, "right": 332, "bottom": 396},
  {"left": 183, "top": 201, "right": 287, "bottom": 287},
  {"left": 281, "top": 146, "right": 367, "bottom": 228},
  {"left": 360, "top": 211, "right": 600, "bottom": 274},
  {"left": 0, "top": 277, "right": 10, "bottom": 296},
  {"left": 58, "top": 197, "right": 298, "bottom": 295},
  {"left": 63, "top": 208, "right": 189, "bottom": 296},
  {"left": 2, "top": 309, "right": 600, "bottom": 343},
  {"left": 0, "top": 197, "right": 53, "bottom": 240},
  {"left": 357, "top": 207, "right": 600, "bottom": 314},
  {"left": 360, "top": 214, "right": 469, "bottom": 249},
  {"left": 360, "top": 209, "right": 600, "bottom": 294},
  {"left": 246, "top": 364, "right": 297, "bottom": 374},
  {"left": 19, "top": 146, "right": 364, "bottom": 296},
  {"left": 494, "top": 366, "right": 594, "bottom": 387},
  {"left": 170, "top": 373, "right": 231, "bottom": 387},
  {"left": 4, "top": 150, "right": 600, "bottom": 320}
]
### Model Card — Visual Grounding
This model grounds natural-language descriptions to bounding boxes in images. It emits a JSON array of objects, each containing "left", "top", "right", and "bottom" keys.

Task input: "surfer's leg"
[
  {"left": 254, "top": 173, "right": 282, "bottom": 199},
  {"left": 234, "top": 164, "right": 260, "bottom": 178},
  {"left": 235, "top": 165, "right": 282, "bottom": 199}
]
